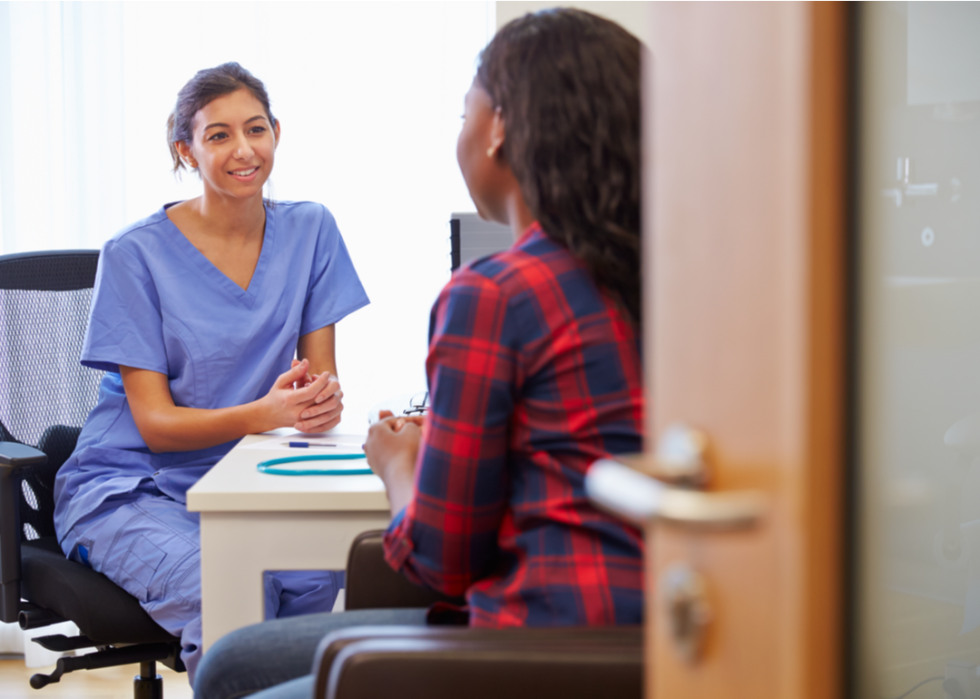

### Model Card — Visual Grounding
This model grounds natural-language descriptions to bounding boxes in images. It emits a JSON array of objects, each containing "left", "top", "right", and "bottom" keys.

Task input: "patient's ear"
[
  {"left": 489, "top": 107, "right": 505, "bottom": 161},
  {"left": 273, "top": 119, "right": 281, "bottom": 148}
]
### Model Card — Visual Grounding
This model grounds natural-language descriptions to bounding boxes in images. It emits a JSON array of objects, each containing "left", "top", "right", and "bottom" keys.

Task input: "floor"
[{"left": 0, "top": 656, "right": 193, "bottom": 699}]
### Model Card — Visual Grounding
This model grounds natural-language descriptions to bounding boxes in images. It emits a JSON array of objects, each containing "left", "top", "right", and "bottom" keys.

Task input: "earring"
[{"left": 487, "top": 147, "right": 495, "bottom": 158}]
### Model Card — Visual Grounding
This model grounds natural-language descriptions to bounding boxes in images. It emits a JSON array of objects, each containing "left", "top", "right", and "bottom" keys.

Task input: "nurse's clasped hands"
[
  {"left": 289, "top": 358, "right": 345, "bottom": 433},
  {"left": 260, "top": 359, "right": 344, "bottom": 433}
]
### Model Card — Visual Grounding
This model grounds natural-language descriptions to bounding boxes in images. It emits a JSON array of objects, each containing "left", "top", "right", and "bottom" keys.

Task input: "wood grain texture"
[{"left": 644, "top": 2, "right": 847, "bottom": 697}]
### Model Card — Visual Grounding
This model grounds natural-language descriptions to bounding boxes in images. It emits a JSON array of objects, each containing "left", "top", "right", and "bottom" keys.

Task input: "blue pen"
[{"left": 286, "top": 441, "right": 339, "bottom": 448}]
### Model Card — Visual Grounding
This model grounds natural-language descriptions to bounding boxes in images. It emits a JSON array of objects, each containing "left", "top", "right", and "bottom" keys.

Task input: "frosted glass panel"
[
  {"left": 907, "top": 2, "right": 980, "bottom": 106},
  {"left": 859, "top": 3, "right": 980, "bottom": 698}
]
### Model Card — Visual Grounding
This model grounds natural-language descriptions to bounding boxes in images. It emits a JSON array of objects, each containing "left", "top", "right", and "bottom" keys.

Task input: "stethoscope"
[{"left": 256, "top": 453, "right": 372, "bottom": 476}]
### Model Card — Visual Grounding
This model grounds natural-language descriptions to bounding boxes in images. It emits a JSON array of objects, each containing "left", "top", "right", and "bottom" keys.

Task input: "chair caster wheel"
[{"left": 30, "top": 673, "right": 55, "bottom": 689}]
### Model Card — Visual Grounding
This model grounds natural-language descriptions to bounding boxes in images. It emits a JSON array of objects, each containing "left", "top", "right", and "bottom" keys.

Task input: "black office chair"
[{"left": 0, "top": 251, "right": 183, "bottom": 698}]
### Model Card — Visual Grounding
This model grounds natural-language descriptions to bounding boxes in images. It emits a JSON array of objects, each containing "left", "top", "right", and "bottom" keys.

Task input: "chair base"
[
  {"left": 29, "top": 633, "right": 184, "bottom": 670},
  {"left": 32, "top": 633, "right": 100, "bottom": 652},
  {"left": 28, "top": 639, "right": 181, "bottom": 695},
  {"left": 133, "top": 662, "right": 163, "bottom": 699}
]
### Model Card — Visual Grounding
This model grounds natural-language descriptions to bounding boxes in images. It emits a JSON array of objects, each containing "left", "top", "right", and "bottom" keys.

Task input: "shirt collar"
[{"left": 515, "top": 220, "right": 543, "bottom": 247}]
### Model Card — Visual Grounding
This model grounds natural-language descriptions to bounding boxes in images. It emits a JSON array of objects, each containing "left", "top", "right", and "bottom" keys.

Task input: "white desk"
[{"left": 186, "top": 433, "right": 390, "bottom": 650}]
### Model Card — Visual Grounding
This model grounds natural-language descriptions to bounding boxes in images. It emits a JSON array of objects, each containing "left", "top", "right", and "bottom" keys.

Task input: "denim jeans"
[{"left": 193, "top": 607, "right": 428, "bottom": 699}]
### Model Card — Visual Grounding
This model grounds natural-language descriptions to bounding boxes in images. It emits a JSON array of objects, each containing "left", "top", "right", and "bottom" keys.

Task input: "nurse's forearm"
[
  {"left": 120, "top": 363, "right": 330, "bottom": 453},
  {"left": 298, "top": 325, "right": 337, "bottom": 378},
  {"left": 129, "top": 401, "right": 279, "bottom": 454}
]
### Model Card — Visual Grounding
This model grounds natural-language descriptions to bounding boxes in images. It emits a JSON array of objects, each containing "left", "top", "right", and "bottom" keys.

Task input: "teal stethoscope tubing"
[{"left": 256, "top": 453, "right": 373, "bottom": 476}]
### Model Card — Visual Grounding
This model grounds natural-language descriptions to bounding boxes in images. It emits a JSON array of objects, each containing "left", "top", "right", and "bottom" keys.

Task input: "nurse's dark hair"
[
  {"left": 476, "top": 9, "right": 642, "bottom": 325},
  {"left": 166, "top": 62, "right": 276, "bottom": 174}
]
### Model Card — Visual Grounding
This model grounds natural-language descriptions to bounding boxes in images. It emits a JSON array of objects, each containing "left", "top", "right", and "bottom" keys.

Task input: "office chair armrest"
[
  {"left": 312, "top": 625, "right": 643, "bottom": 699},
  {"left": 0, "top": 442, "right": 47, "bottom": 623},
  {"left": 345, "top": 530, "right": 465, "bottom": 611},
  {"left": 0, "top": 441, "right": 48, "bottom": 472}
]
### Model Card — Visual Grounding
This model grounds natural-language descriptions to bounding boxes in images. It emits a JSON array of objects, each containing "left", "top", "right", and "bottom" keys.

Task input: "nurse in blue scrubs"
[{"left": 52, "top": 62, "right": 369, "bottom": 684}]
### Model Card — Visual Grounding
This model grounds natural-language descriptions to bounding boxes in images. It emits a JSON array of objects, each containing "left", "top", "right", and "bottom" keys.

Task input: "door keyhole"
[{"left": 662, "top": 563, "right": 712, "bottom": 664}]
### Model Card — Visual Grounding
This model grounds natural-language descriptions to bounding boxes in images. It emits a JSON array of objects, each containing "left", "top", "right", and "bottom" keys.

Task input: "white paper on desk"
[{"left": 242, "top": 433, "right": 366, "bottom": 454}]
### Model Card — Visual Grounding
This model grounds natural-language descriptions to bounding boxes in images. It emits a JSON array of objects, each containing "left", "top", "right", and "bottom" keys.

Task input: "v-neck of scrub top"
[{"left": 161, "top": 201, "right": 275, "bottom": 309}]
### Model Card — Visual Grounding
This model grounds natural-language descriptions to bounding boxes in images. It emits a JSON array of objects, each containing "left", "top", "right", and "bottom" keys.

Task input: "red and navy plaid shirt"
[{"left": 384, "top": 222, "right": 644, "bottom": 627}]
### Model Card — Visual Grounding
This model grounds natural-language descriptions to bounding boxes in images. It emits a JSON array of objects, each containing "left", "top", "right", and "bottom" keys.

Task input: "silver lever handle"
[
  {"left": 648, "top": 423, "right": 710, "bottom": 486},
  {"left": 585, "top": 458, "right": 766, "bottom": 531},
  {"left": 614, "top": 422, "right": 709, "bottom": 486}
]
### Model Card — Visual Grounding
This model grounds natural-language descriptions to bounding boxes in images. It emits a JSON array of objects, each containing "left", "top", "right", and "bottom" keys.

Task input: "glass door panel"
[{"left": 859, "top": 3, "right": 980, "bottom": 698}]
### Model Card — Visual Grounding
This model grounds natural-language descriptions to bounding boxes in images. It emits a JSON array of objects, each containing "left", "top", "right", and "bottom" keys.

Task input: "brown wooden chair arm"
[
  {"left": 344, "top": 530, "right": 465, "bottom": 611},
  {"left": 312, "top": 625, "right": 642, "bottom": 699}
]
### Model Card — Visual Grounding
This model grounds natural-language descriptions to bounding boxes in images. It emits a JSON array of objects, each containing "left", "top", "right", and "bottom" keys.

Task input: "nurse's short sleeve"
[
  {"left": 300, "top": 206, "right": 370, "bottom": 336},
  {"left": 80, "top": 240, "right": 167, "bottom": 375}
]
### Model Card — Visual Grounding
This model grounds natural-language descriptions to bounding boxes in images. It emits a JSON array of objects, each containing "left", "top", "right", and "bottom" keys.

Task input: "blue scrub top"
[{"left": 53, "top": 200, "right": 370, "bottom": 543}]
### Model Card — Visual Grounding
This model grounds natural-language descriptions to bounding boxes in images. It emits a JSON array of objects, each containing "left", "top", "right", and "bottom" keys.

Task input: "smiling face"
[{"left": 178, "top": 88, "right": 280, "bottom": 201}]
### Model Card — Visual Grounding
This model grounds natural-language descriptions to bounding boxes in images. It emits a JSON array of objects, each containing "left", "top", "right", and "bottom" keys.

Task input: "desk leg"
[
  {"left": 198, "top": 511, "right": 390, "bottom": 651},
  {"left": 198, "top": 512, "right": 266, "bottom": 653}
]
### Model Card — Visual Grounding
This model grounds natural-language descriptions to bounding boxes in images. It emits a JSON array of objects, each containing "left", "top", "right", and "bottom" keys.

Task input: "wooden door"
[{"left": 644, "top": 3, "right": 848, "bottom": 697}]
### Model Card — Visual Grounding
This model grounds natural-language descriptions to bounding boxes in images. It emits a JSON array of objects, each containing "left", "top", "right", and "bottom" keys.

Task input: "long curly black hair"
[{"left": 477, "top": 9, "right": 642, "bottom": 326}]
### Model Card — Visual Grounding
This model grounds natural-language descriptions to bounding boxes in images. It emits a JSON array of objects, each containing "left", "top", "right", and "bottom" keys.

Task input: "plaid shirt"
[{"left": 384, "top": 223, "right": 644, "bottom": 627}]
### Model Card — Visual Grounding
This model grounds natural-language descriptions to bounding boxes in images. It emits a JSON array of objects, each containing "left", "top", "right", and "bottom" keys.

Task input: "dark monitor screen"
[{"left": 450, "top": 213, "right": 513, "bottom": 272}]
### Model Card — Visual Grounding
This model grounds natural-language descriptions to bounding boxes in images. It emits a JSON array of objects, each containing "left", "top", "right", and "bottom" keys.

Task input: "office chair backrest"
[{"left": 0, "top": 251, "right": 103, "bottom": 542}]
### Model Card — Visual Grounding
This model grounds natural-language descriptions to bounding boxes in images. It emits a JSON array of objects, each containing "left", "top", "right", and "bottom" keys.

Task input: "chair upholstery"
[
  {"left": 313, "top": 625, "right": 643, "bottom": 699},
  {"left": 329, "top": 530, "right": 643, "bottom": 699},
  {"left": 21, "top": 536, "right": 177, "bottom": 644},
  {"left": 0, "top": 252, "right": 105, "bottom": 543},
  {"left": 344, "top": 530, "right": 465, "bottom": 611}
]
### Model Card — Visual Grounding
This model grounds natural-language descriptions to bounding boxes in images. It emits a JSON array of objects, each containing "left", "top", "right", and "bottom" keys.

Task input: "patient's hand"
[
  {"left": 389, "top": 414, "right": 426, "bottom": 431},
  {"left": 365, "top": 411, "right": 422, "bottom": 515}
]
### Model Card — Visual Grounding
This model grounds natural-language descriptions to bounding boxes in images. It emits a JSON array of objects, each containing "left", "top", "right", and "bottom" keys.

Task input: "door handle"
[
  {"left": 585, "top": 424, "right": 767, "bottom": 530},
  {"left": 587, "top": 459, "right": 766, "bottom": 529}
]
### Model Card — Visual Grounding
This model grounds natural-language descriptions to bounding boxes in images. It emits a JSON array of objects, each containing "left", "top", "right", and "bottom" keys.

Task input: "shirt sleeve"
[
  {"left": 383, "top": 270, "right": 515, "bottom": 596},
  {"left": 80, "top": 240, "right": 168, "bottom": 375},
  {"left": 300, "top": 205, "right": 370, "bottom": 336}
]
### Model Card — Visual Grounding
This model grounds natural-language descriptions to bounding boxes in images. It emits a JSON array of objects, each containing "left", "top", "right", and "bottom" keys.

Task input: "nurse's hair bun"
[{"left": 166, "top": 62, "right": 277, "bottom": 175}]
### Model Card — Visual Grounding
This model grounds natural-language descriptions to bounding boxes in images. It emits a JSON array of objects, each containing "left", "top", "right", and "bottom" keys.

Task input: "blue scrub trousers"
[{"left": 61, "top": 481, "right": 343, "bottom": 685}]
